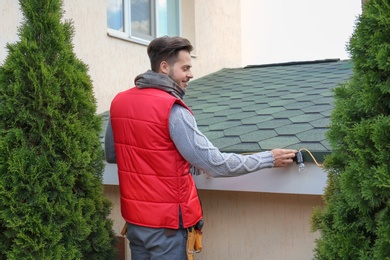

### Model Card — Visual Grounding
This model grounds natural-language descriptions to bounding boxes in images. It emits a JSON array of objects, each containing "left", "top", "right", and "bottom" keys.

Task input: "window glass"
[
  {"left": 157, "top": 0, "right": 180, "bottom": 36},
  {"left": 107, "top": 0, "right": 124, "bottom": 31},
  {"left": 131, "top": 0, "right": 152, "bottom": 36},
  {"left": 107, "top": 0, "right": 181, "bottom": 42}
]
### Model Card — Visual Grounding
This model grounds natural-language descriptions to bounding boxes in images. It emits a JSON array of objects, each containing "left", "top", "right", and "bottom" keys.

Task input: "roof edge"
[
  {"left": 244, "top": 58, "right": 341, "bottom": 69},
  {"left": 223, "top": 150, "right": 330, "bottom": 164},
  {"left": 300, "top": 151, "right": 329, "bottom": 164}
]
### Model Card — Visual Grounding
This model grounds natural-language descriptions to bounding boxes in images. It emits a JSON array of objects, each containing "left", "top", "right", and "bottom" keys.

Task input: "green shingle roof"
[
  {"left": 100, "top": 59, "right": 353, "bottom": 163},
  {"left": 183, "top": 59, "right": 353, "bottom": 161}
]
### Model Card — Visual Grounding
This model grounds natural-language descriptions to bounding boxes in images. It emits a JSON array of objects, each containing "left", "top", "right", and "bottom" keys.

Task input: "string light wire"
[{"left": 298, "top": 148, "right": 323, "bottom": 168}]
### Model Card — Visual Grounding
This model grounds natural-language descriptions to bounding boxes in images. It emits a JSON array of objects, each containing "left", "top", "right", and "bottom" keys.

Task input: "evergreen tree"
[
  {"left": 312, "top": 0, "right": 390, "bottom": 259},
  {"left": 0, "top": 0, "right": 116, "bottom": 259}
]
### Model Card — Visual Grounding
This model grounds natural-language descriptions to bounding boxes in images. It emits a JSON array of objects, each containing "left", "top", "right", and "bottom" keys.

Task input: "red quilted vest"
[{"left": 110, "top": 87, "right": 202, "bottom": 229}]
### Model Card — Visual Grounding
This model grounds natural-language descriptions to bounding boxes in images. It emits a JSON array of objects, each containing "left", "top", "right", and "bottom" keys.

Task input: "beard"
[{"left": 168, "top": 70, "right": 187, "bottom": 92}]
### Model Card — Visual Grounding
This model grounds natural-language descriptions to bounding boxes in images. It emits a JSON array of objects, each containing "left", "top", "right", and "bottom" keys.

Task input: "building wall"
[
  {"left": 2, "top": 0, "right": 362, "bottom": 112},
  {"left": 104, "top": 185, "right": 323, "bottom": 260},
  {"left": 0, "top": 0, "right": 242, "bottom": 113},
  {"left": 2, "top": 1, "right": 324, "bottom": 259},
  {"left": 0, "top": 1, "right": 22, "bottom": 63},
  {"left": 192, "top": 0, "right": 242, "bottom": 76},
  {"left": 240, "top": 0, "right": 362, "bottom": 66}
]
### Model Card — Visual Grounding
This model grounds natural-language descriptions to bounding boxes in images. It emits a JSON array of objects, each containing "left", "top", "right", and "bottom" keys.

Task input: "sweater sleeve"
[
  {"left": 104, "top": 117, "right": 117, "bottom": 164},
  {"left": 169, "top": 104, "right": 274, "bottom": 178}
]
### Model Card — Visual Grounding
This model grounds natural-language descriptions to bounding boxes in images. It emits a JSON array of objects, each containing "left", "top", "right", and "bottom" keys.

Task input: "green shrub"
[
  {"left": 312, "top": 0, "right": 390, "bottom": 259},
  {"left": 0, "top": 0, "right": 116, "bottom": 259}
]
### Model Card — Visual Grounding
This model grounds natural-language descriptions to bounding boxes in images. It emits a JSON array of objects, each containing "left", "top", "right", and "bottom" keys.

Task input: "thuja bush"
[
  {"left": 0, "top": 0, "right": 116, "bottom": 259},
  {"left": 312, "top": 0, "right": 390, "bottom": 259}
]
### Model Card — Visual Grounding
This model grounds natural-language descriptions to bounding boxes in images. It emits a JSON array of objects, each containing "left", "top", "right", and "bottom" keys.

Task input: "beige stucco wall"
[
  {"left": 199, "top": 191, "right": 322, "bottom": 260},
  {"left": 240, "top": 0, "right": 361, "bottom": 66},
  {"left": 105, "top": 186, "right": 322, "bottom": 260},
  {"left": 0, "top": 1, "right": 22, "bottom": 63},
  {"left": 192, "top": 0, "right": 242, "bottom": 76},
  {"left": 0, "top": 0, "right": 242, "bottom": 113}
]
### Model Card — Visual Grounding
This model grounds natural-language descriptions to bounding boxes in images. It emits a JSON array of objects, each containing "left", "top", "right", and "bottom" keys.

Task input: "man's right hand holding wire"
[{"left": 271, "top": 149, "right": 297, "bottom": 167}]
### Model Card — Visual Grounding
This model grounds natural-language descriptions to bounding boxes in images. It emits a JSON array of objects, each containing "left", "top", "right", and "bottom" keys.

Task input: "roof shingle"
[{"left": 184, "top": 59, "right": 353, "bottom": 161}]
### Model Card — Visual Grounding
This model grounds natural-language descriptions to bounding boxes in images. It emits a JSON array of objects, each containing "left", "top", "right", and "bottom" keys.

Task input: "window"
[{"left": 107, "top": 0, "right": 181, "bottom": 44}]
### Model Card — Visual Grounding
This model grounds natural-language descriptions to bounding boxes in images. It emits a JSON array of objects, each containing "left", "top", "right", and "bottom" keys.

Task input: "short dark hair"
[{"left": 147, "top": 36, "right": 193, "bottom": 72}]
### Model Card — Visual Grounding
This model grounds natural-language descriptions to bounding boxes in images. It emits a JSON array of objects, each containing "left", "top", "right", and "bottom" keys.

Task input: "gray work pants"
[{"left": 126, "top": 222, "right": 187, "bottom": 260}]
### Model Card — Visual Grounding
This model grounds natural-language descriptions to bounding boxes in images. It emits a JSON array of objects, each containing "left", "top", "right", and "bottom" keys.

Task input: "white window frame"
[{"left": 107, "top": 0, "right": 182, "bottom": 45}]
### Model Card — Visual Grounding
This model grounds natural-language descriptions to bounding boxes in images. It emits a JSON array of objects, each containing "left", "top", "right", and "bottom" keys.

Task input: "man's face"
[{"left": 167, "top": 50, "right": 193, "bottom": 92}]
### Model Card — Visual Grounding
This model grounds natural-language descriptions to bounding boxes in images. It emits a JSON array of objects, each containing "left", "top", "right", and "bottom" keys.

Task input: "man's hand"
[{"left": 270, "top": 149, "right": 298, "bottom": 167}]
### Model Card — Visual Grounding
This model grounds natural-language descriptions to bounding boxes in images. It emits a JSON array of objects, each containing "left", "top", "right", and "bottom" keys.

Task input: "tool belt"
[
  {"left": 186, "top": 220, "right": 203, "bottom": 260},
  {"left": 121, "top": 221, "right": 203, "bottom": 259}
]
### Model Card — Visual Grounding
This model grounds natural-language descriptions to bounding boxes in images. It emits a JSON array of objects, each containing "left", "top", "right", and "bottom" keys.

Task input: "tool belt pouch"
[
  {"left": 187, "top": 227, "right": 203, "bottom": 259},
  {"left": 194, "top": 230, "right": 203, "bottom": 251},
  {"left": 120, "top": 223, "right": 127, "bottom": 236}
]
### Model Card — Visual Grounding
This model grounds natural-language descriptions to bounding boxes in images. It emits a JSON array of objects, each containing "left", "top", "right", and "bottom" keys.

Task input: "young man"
[{"left": 105, "top": 36, "right": 297, "bottom": 259}]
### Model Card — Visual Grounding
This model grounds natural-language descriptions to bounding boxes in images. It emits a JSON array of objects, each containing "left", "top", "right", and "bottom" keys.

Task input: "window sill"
[
  {"left": 107, "top": 30, "right": 197, "bottom": 58},
  {"left": 107, "top": 30, "right": 150, "bottom": 46}
]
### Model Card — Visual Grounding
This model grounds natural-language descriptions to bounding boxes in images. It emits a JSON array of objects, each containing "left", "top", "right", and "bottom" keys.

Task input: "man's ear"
[{"left": 160, "top": 61, "right": 170, "bottom": 75}]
